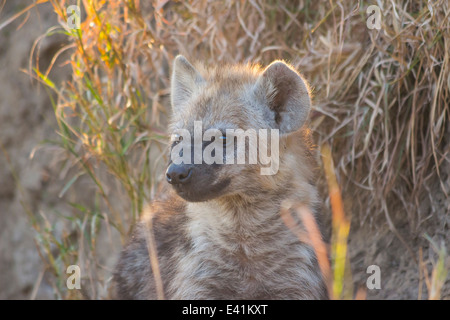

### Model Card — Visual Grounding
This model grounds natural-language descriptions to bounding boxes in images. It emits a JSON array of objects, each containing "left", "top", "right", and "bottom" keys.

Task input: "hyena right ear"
[
  {"left": 171, "top": 55, "right": 204, "bottom": 112},
  {"left": 255, "top": 61, "right": 311, "bottom": 134}
]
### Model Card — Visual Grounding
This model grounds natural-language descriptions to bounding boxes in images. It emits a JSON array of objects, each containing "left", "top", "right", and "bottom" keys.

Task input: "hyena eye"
[
  {"left": 170, "top": 133, "right": 183, "bottom": 145},
  {"left": 219, "top": 135, "right": 235, "bottom": 148},
  {"left": 219, "top": 135, "right": 227, "bottom": 145}
]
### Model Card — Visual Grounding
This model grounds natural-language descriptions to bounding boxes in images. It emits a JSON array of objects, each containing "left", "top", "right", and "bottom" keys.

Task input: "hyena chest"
[{"left": 168, "top": 225, "right": 318, "bottom": 299}]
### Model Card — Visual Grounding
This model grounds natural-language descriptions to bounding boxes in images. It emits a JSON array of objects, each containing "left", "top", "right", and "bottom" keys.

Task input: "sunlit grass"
[
  {"left": 321, "top": 143, "right": 352, "bottom": 299},
  {"left": 420, "top": 235, "right": 448, "bottom": 300},
  {"left": 283, "top": 144, "right": 353, "bottom": 300}
]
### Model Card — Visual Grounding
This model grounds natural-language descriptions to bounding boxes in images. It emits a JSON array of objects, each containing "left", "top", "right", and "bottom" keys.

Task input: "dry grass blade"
[
  {"left": 281, "top": 201, "right": 333, "bottom": 298},
  {"left": 144, "top": 214, "right": 165, "bottom": 300},
  {"left": 321, "top": 143, "right": 351, "bottom": 300}
]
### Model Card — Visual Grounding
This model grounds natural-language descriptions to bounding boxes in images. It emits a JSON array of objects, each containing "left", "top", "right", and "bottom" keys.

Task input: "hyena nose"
[{"left": 166, "top": 164, "right": 192, "bottom": 185}]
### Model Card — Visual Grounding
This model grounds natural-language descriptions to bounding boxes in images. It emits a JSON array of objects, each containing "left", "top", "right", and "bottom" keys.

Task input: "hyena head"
[{"left": 166, "top": 55, "right": 312, "bottom": 202}]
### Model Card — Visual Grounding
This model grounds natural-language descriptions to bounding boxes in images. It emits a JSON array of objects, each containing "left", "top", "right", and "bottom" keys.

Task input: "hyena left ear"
[
  {"left": 255, "top": 61, "right": 311, "bottom": 134},
  {"left": 171, "top": 55, "right": 204, "bottom": 112}
]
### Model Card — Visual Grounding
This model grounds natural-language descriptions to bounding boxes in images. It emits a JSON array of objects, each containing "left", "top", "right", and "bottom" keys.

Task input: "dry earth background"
[{"left": 0, "top": 0, "right": 449, "bottom": 299}]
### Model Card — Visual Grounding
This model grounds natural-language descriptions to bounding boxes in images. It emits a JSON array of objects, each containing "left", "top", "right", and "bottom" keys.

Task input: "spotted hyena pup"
[{"left": 112, "top": 55, "right": 328, "bottom": 299}]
